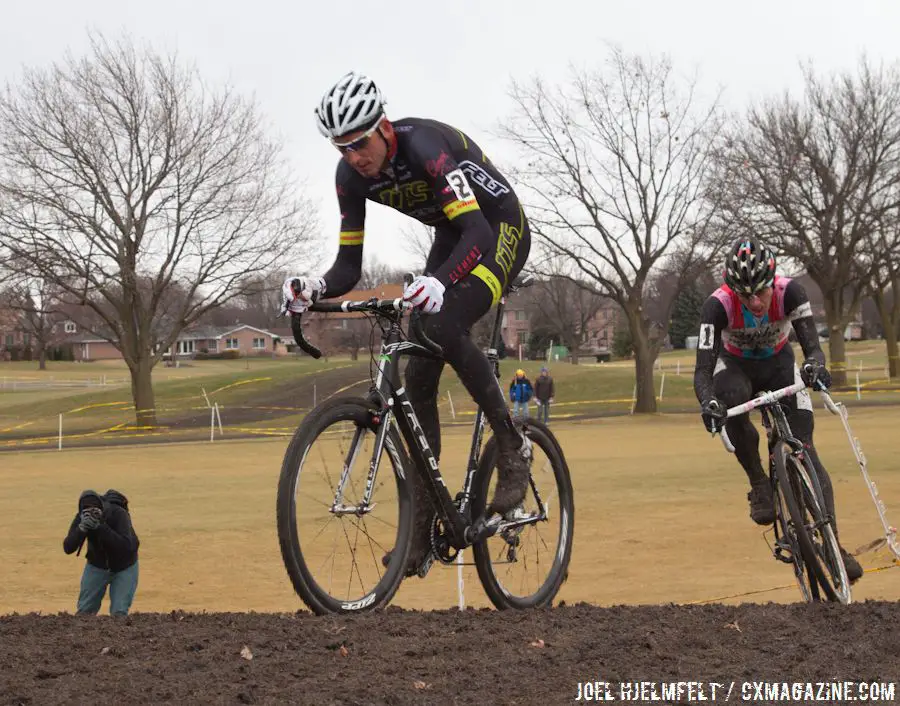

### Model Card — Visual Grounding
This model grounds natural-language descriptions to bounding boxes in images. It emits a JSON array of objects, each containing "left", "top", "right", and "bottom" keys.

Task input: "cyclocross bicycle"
[
  {"left": 276, "top": 276, "right": 575, "bottom": 615},
  {"left": 719, "top": 378, "right": 851, "bottom": 603}
]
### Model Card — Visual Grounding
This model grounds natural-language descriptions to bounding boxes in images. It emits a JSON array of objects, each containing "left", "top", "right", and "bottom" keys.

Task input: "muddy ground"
[{"left": 1, "top": 602, "right": 898, "bottom": 705}]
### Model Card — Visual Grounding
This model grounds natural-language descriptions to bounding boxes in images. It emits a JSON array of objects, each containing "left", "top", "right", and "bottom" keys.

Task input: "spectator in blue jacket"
[{"left": 509, "top": 369, "right": 534, "bottom": 418}]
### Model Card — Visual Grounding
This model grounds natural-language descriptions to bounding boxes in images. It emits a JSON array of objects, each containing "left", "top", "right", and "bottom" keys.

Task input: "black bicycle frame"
[{"left": 360, "top": 299, "right": 509, "bottom": 549}]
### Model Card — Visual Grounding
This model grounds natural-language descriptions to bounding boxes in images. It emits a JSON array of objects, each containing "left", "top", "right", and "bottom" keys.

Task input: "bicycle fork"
[{"left": 330, "top": 410, "right": 395, "bottom": 517}]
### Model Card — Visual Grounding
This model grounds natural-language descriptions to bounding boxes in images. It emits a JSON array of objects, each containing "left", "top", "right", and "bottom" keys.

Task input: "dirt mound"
[{"left": 2, "top": 603, "right": 897, "bottom": 704}]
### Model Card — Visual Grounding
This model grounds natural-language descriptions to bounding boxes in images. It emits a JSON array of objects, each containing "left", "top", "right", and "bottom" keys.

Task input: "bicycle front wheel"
[
  {"left": 772, "top": 441, "right": 850, "bottom": 603},
  {"left": 472, "top": 419, "right": 574, "bottom": 609},
  {"left": 276, "top": 397, "right": 414, "bottom": 614},
  {"left": 791, "top": 451, "right": 851, "bottom": 603}
]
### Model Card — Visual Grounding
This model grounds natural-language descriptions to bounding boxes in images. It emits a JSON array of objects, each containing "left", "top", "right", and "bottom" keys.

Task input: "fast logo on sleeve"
[{"left": 442, "top": 167, "right": 480, "bottom": 221}]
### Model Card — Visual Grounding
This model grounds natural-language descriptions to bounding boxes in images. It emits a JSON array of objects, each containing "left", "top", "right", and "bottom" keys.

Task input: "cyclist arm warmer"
[
  {"left": 407, "top": 129, "right": 494, "bottom": 287},
  {"left": 785, "top": 279, "right": 825, "bottom": 365},
  {"left": 322, "top": 172, "right": 366, "bottom": 298},
  {"left": 693, "top": 296, "right": 728, "bottom": 404}
]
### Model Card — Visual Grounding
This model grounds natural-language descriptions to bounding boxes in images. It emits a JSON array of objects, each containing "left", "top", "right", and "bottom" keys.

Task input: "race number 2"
[{"left": 445, "top": 168, "right": 475, "bottom": 203}]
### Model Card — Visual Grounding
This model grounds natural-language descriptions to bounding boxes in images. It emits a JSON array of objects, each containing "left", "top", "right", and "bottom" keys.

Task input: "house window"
[
  {"left": 64, "top": 321, "right": 77, "bottom": 334},
  {"left": 177, "top": 340, "right": 195, "bottom": 355},
  {"left": 225, "top": 338, "right": 239, "bottom": 350},
  {"left": 3, "top": 334, "right": 12, "bottom": 348},
  {"left": 22, "top": 333, "right": 30, "bottom": 346},
  {"left": 208, "top": 340, "right": 217, "bottom": 352},
  {"left": 515, "top": 310, "right": 527, "bottom": 321},
  {"left": 517, "top": 331, "right": 529, "bottom": 345},
  {"left": 252, "top": 337, "right": 265, "bottom": 350}
]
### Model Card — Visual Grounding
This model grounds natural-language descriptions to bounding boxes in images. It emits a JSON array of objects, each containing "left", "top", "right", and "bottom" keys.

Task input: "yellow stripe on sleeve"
[
  {"left": 339, "top": 230, "right": 364, "bottom": 246},
  {"left": 442, "top": 200, "right": 480, "bottom": 221}
]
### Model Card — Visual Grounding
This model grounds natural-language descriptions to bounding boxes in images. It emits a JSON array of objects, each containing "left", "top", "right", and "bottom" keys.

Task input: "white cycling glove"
[
  {"left": 282, "top": 275, "right": 326, "bottom": 315},
  {"left": 403, "top": 275, "right": 445, "bottom": 314}
]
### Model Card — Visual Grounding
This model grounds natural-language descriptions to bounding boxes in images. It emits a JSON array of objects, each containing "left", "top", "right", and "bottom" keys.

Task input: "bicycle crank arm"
[{"left": 464, "top": 514, "right": 504, "bottom": 544}]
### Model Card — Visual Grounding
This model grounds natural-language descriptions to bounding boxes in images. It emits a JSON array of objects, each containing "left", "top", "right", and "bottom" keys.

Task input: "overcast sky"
[{"left": 2, "top": 0, "right": 899, "bottom": 273}]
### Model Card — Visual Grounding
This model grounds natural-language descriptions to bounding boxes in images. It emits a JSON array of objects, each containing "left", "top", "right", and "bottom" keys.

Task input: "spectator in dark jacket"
[
  {"left": 509, "top": 369, "right": 534, "bottom": 418},
  {"left": 63, "top": 489, "right": 140, "bottom": 616},
  {"left": 534, "top": 367, "right": 555, "bottom": 424}
]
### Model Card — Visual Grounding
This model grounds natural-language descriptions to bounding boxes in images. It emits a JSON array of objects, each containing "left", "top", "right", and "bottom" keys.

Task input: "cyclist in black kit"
[
  {"left": 693, "top": 238, "right": 862, "bottom": 582},
  {"left": 283, "top": 71, "right": 533, "bottom": 577}
]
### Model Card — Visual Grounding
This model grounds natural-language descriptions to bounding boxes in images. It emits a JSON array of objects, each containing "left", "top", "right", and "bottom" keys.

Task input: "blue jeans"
[
  {"left": 535, "top": 400, "right": 550, "bottom": 424},
  {"left": 513, "top": 401, "right": 530, "bottom": 418},
  {"left": 77, "top": 561, "right": 139, "bottom": 616}
]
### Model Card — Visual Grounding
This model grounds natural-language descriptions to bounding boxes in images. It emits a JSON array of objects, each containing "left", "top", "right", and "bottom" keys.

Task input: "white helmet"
[{"left": 315, "top": 72, "right": 385, "bottom": 140}]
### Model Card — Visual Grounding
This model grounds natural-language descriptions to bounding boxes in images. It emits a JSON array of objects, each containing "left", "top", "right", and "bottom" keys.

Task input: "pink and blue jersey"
[{"left": 710, "top": 276, "right": 812, "bottom": 360}]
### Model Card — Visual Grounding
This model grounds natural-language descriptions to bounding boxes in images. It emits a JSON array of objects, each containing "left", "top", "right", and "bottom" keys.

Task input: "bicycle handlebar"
[
  {"left": 715, "top": 379, "right": 839, "bottom": 452},
  {"left": 287, "top": 290, "right": 444, "bottom": 359}
]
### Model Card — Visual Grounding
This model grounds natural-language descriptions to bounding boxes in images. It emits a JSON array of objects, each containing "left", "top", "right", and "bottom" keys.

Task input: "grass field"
[
  {"left": 1, "top": 408, "right": 897, "bottom": 615},
  {"left": 2, "top": 341, "right": 899, "bottom": 450}
]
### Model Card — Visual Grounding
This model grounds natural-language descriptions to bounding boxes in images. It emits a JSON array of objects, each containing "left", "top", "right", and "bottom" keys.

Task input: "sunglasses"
[{"left": 332, "top": 117, "right": 384, "bottom": 154}]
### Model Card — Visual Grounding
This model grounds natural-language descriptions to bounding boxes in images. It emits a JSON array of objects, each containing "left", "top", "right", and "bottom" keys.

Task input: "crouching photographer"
[{"left": 63, "top": 489, "right": 140, "bottom": 616}]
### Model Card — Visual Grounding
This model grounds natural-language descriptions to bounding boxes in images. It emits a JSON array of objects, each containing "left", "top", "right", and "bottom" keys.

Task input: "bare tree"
[
  {"left": 357, "top": 259, "right": 408, "bottom": 289},
  {"left": 0, "top": 277, "right": 63, "bottom": 369},
  {"left": 0, "top": 34, "right": 316, "bottom": 424},
  {"left": 522, "top": 269, "right": 610, "bottom": 362},
  {"left": 865, "top": 209, "right": 900, "bottom": 377},
  {"left": 713, "top": 59, "right": 900, "bottom": 386},
  {"left": 502, "top": 47, "right": 724, "bottom": 411},
  {"left": 400, "top": 223, "right": 435, "bottom": 270}
]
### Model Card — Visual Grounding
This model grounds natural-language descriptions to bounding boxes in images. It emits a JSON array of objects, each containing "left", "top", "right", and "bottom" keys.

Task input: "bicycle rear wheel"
[
  {"left": 472, "top": 419, "right": 574, "bottom": 609},
  {"left": 276, "top": 397, "right": 414, "bottom": 614}
]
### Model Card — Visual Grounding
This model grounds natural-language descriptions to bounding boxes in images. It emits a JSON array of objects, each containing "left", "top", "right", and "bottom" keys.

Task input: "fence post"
[
  {"left": 215, "top": 403, "right": 224, "bottom": 436},
  {"left": 313, "top": 383, "right": 317, "bottom": 408},
  {"left": 658, "top": 372, "right": 666, "bottom": 402},
  {"left": 631, "top": 384, "right": 637, "bottom": 415},
  {"left": 210, "top": 405, "right": 216, "bottom": 442},
  {"left": 856, "top": 372, "right": 862, "bottom": 401},
  {"left": 58, "top": 413, "right": 63, "bottom": 451},
  {"left": 447, "top": 391, "right": 456, "bottom": 420},
  {"left": 676, "top": 360, "right": 680, "bottom": 376},
  {"left": 457, "top": 550, "right": 465, "bottom": 611}
]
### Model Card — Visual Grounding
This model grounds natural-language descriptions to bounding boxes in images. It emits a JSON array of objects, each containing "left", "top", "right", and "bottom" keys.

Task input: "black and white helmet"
[
  {"left": 724, "top": 238, "right": 776, "bottom": 295},
  {"left": 315, "top": 72, "right": 385, "bottom": 140}
]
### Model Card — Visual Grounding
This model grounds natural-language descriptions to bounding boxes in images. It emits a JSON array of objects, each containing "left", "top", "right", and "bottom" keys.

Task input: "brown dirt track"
[{"left": 2, "top": 603, "right": 898, "bottom": 705}]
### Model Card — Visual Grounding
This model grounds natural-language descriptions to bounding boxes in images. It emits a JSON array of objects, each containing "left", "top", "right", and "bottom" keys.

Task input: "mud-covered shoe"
[
  {"left": 489, "top": 436, "right": 533, "bottom": 516},
  {"left": 381, "top": 536, "right": 433, "bottom": 578},
  {"left": 840, "top": 547, "right": 863, "bottom": 583},
  {"left": 748, "top": 480, "right": 775, "bottom": 525}
]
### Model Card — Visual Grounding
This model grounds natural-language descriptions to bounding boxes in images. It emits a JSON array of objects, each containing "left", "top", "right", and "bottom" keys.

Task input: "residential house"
[{"left": 165, "top": 324, "right": 285, "bottom": 358}]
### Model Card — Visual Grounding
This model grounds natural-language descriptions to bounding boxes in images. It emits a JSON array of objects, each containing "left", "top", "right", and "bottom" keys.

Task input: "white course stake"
[{"left": 457, "top": 550, "right": 465, "bottom": 611}]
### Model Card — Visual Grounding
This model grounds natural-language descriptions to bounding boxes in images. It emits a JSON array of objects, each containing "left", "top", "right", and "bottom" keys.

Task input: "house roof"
[{"left": 180, "top": 323, "right": 280, "bottom": 340}]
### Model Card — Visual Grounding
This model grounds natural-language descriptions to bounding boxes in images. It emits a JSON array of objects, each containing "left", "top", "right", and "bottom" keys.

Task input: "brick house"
[
  {"left": 499, "top": 290, "right": 619, "bottom": 358},
  {"left": 166, "top": 324, "right": 284, "bottom": 358},
  {"left": 65, "top": 323, "right": 284, "bottom": 361}
]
